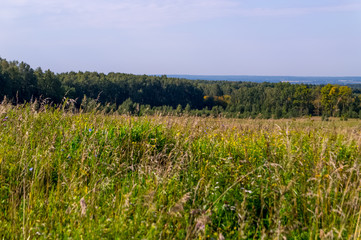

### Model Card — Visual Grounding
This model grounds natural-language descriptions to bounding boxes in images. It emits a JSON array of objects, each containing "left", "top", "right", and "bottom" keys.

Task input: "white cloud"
[
  {"left": 0, "top": 0, "right": 238, "bottom": 28},
  {"left": 81, "top": 0, "right": 237, "bottom": 28},
  {"left": 1, "top": 0, "right": 360, "bottom": 29},
  {"left": 239, "top": 3, "right": 361, "bottom": 17}
]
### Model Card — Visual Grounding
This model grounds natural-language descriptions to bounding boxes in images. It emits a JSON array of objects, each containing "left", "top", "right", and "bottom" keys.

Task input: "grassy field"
[{"left": 1, "top": 103, "right": 361, "bottom": 239}]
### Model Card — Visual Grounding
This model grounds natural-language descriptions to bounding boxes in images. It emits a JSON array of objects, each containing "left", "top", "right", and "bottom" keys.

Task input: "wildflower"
[
  {"left": 29, "top": 167, "right": 33, "bottom": 171},
  {"left": 240, "top": 187, "right": 252, "bottom": 193},
  {"left": 89, "top": 128, "right": 92, "bottom": 132}
]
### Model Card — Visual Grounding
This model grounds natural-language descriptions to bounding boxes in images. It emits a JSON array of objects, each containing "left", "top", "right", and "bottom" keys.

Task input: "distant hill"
[{"left": 167, "top": 75, "right": 361, "bottom": 85}]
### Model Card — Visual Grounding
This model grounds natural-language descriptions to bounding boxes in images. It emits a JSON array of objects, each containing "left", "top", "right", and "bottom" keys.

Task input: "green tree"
[
  {"left": 321, "top": 84, "right": 339, "bottom": 116},
  {"left": 118, "top": 98, "right": 137, "bottom": 115},
  {"left": 37, "top": 69, "right": 63, "bottom": 102},
  {"left": 293, "top": 85, "right": 311, "bottom": 115},
  {"left": 0, "top": 62, "right": 6, "bottom": 98},
  {"left": 19, "top": 62, "right": 37, "bottom": 101},
  {"left": 184, "top": 104, "right": 191, "bottom": 113},
  {"left": 337, "top": 86, "right": 352, "bottom": 115},
  {"left": 175, "top": 104, "right": 183, "bottom": 115}
]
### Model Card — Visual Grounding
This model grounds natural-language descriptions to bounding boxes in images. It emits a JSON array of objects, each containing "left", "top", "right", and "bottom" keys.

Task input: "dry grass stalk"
[
  {"left": 80, "top": 197, "right": 87, "bottom": 216},
  {"left": 218, "top": 232, "right": 225, "bottom": 240},
  {"left": 169, "top": 192, "right": 191, "bottom": 216},
  {"left": 194, "top": 212, "right": 211, "bottom": 234}
]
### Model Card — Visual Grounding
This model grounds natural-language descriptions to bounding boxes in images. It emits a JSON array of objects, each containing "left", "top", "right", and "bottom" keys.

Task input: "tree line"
[{"left": 1, "top": 57, "right": 360, "bottom": 119}]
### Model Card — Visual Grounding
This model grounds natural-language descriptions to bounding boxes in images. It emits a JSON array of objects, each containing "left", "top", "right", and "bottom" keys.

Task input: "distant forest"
[{"left": 1, "top": 57, "right": 361, "bottom": 119}]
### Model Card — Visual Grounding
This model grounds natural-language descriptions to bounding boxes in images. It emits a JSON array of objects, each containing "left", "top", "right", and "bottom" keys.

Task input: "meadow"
[{"left": 1, "top": 102, "right": 361, "bottom": 239}]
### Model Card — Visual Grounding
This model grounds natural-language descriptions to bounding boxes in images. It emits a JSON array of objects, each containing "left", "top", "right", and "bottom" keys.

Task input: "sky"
[{"left": 1, "top": 0, "right": 361, "bottom": 76}]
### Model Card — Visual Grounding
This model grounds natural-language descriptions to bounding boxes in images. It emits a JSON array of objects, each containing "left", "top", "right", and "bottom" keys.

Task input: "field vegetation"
[{"left": 1, "top": 101, "right": 361, "bottom": 239}]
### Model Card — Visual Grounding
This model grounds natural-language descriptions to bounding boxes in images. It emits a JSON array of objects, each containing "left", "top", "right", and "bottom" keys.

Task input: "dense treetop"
[{"left": 1, "top": 57, "right": 360, "bottom": 118}]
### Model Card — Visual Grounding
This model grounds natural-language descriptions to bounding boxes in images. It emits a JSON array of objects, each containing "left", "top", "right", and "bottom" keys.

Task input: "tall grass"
[{"left": 1, "top": 102, "right": 361, "bottom": 239}]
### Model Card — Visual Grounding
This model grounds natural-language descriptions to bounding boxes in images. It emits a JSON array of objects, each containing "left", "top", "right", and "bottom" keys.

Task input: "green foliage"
[
  {"left": 118, "top": 98, "right": 138, "bottom": 115},
  {"left": 37, "top": 69, "right": 64, "bottom": 102},
  {"left": 1, "top": 103, "right": 361, "bottom": 238},
  {"left": 321, "top": 84, "right": 353, "bottom": 117},
  {"left": 1, "top": 57, "right": 361, "bottom": 119},
  {"left": 293, "top": 84, "right": 312, "bottom": 115}
]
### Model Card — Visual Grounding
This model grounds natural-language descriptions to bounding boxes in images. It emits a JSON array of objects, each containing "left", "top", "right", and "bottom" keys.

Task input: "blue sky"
[{"left": 1, "top": 0, "right": 360, "bottom": 76}]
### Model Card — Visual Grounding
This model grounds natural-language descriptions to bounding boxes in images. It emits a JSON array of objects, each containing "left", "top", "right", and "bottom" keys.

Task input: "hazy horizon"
[
  {"left": 1, "top": 56, "right": 361, "bottom": 78},
  {"left": 1, "top": 0, "right": 361, "bottom": 76}
]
